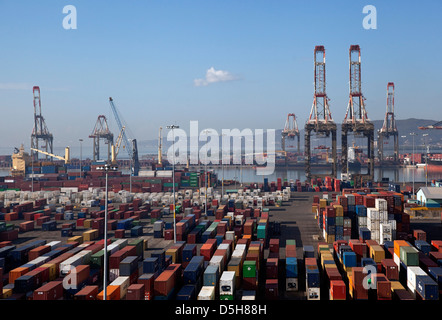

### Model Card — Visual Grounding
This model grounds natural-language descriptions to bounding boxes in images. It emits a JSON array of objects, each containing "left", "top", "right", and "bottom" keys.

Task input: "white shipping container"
[
  {"left": 407, "top": 266, "right": 427, "bottom": 293},
  {"left": 209, "top": 255, "right": 224, "bottom": 274},
  {"left": 198, "top": 286, "right": 215, "bottom": 300},
  {"left": 218, "top": 243, "right": 231, "bottom": 258},
  {"left": 307, "top": 287, "right": 320, "bottom": 300},
  {"left": 375, "top": 198, "right": 388, "bottom": 211},
  {"left": 220, "top": 271, "right": 235, "bottom": 295},
  {"left": 225, "top": 231, "right": 235, "bottom": 241},
  {"left": 110, "top": 276, "right": 130, "bottom": 299},
  {"left": 367, "top": 208, "right": 379, "bottom": 220},
  {"left": 241, "top": 291, "right": 256, "bottom": 300}
]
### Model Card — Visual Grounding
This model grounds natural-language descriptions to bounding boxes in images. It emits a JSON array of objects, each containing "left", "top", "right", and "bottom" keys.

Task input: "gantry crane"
[
  {"left": 304, "top": 45, "right": 337, "bottom": 180},
  {"left": 341, "top": 45, "right": 374, "bottom": 183},
  {"left": 109, "top": 97, "right": 140, "bottom": 176},
  {"left": 419, "top": 121, "right": 442, "bottom": 130},
  {"left": 31, "top": 86, "right": 54, "bottom": 161},
  {"left": 89, "top": 115, "right": 113, "bottom": 162},
  {"left": 377, "top": 82, "right": 399, "bottom": 163},
  {"left": 281, "top": 113, "right": 300, "bottom": 153}
]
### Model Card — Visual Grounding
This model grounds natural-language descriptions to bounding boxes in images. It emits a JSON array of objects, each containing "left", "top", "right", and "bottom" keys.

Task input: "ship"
[{"left": 347, "top": 143, "right": 362, "bottom": 172}]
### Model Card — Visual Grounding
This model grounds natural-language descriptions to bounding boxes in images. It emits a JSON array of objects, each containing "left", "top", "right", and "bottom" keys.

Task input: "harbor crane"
[
  {"left": 31, "top": 86, "right": 54, "bottom": 161},
  {"left": 111, "top": 126, "right": 125, "bottom": 164},
  {"left": 305, "top": 45, "right": 338, "bottom": 180},
  {"left": 108, "top": 97, "right": 140, "bottom": 176},
  {"left": 419, "top": 121, "right": 442, "bottom": 130},
  {"left": 281, "top": 113, "right": 300, "bottom": 153},
  {"left": 377, "top": 82, "right": 399, "bottom": 163},
  {"left": 341, "top": 45, "right": 375, "bottom": 183},
  {"left": 31, "top": 147, "right": 70, "bottom": 164}
]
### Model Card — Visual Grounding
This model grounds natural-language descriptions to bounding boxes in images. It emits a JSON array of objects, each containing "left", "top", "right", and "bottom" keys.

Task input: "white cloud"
[{"left": 194, "top": 67, "right": 238, "bottom": 87}]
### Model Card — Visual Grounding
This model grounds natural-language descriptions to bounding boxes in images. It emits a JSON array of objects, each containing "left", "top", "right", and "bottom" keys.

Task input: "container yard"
[{"left": 0, "top": 175, "right": 441, "bottom": 304}]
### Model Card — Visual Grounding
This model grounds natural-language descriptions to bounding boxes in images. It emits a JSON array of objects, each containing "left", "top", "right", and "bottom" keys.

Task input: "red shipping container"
[
  {"left": 26, "top": 266, "right": 50, "bottom": 286},
  {"left": 242, "top": 276, "right": 257, "bottom": 290},
  {"left": 269, "top": 239, "right": 279, "bottom": 254},
  {"left": 126, "top": 284, "right": 145, "bottom": 300},
  {"left": 19, "top": 221, "right": 35, "bottom": 232},
  {"left": 74, "top": 285, "right": 99, "bottom": 300},
  {"left": 33, "top": 281, "right": 64, "bottom": 300},
  {"left": 76, "top": 218, "right": 86, "bottom": 227},
  {"left": 115, "top": 229, "right": 125, "bottom": 238},
  {"left": 326, "top": 268, "right": 342, "bottom": 281},
  {"left": 138, "top": 274, "right": 155, "bottom": 299},
  {"left": 0, "top": 230, "right": 18, "bottom": 241},
  {"left": 29, "top": 245, "right": 51, "bottom": 260},
  {"left": 36, "top": 216, "right": 50, "bottom": 226},
  {"left": 265, "top": 258, "right": 278, "bottom": 279},
  {"left": 381, "top": 259, "right": 399, "bottom": 281},
  {"left": 330, "top": 280, "right": 346, "bottom": 300},
  {"left": 265, "top": 279, "right": 278, "bottom": 299}
]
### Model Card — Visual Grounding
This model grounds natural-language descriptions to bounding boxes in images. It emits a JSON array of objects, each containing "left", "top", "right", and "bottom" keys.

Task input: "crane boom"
[
  {"left": 108, "top": 97, "right": 140, "bottom": 175},
  {"left": 31, "top": 147, "right": 70, "bottom": 163}
]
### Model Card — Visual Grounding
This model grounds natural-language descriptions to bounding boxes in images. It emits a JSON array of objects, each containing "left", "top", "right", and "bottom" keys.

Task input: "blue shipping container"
[
  {"left": 416, "top": 275, "right": 439, "bottom": 300},
  {"left": 176, "top": 284, "right": 197, "bottom": 300},
  {"left": 143, "top": 257, "right": 159, "bottom": 274},
  {"left": 286, "top": 257, "right": 298, "bottom": 278},
  {"left": 306, "top": 268, "right": 320, "bottom": 288}
]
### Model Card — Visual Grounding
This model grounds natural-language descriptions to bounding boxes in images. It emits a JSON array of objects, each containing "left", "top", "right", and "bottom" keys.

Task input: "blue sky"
[{"left": 0, "top": 0, "right": 441, "bottom": 156}]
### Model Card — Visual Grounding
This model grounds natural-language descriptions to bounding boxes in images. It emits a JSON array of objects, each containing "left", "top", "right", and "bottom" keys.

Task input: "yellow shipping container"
[
  {"left": 326, "top": 234, "right": 335, "bottom": 244},
  {"left": 83, "top": 219, "right": 93, "bottom": 229},
  {"left": 41, "top": 263, "right": 57, "bottom": 281},
  {"left": 67, "top": 235, "right": 83, "bottom": 244},
  {"left": 333, "top": 205, "right": 344, "bottom": 217},
  {"left": 166, "top": 248, "right": 179, "bottom": 263},
  {"left": 370, "top": 245, "right": 385, "bottom": 263},
  {"left": 319, "top": 199, "right": 327, "bottom": 208},
  {"left": 390, "top": 281, "right": 404, "bottom": 292},
  {"left": 2, "top": 288, "right": 13, "bottom": 299},
  {"left": 83, "top": 229, "right": 98, "bottom": 241}
]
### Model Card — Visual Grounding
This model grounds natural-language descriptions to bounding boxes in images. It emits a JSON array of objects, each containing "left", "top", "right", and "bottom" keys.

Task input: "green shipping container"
[
  {"left": 90, "top": 250, "right": 105, "bottom": 269},
  {"left": 132, "top": 220, "right": 142, "bottom": 227},
  {"left": 128, "top": 238, "right": 144, "bottom": 257},
  {"left": 219, "top": 295, "right": 234, "bottom": 300},
  {"left": 243, "top": 261, "right": 257, "bottom": 278},
  {"left": 286, "top": 240, "right": 296, "bottom": 246},
  {"left": 400, "top": 246, "right": 419, "bottom": 266},
  {"left": 335, "top": 217, "right": 344, "bottom": 226},
  {"left": 164, "top": 183, "right": 179, "bottom": 187},
  {"left": 257, "top": 225, "right": 266, "bottom": 239}
]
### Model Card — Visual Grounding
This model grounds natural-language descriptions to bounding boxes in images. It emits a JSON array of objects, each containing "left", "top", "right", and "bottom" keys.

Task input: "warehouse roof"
[{"left": 418, "top": 187, "right": 442, "bottom": 199}]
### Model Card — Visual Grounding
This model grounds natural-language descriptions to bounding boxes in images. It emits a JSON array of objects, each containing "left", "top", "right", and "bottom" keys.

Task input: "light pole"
[
  {"left": 31, "top": 148, "right": 34, "bottom": 193},
  {"left": 410, "top": 132, "right": 417, "bottom": 199},
  {"left": 221, "top": 133, "right": 226, "bottom": 200},
  {"left": 167, "top": 125, "right": 179, "bottom": 243},
  {"left": 202, "top": 129, "right": 211, "bottom": 217},
  {"left": 96, "top": 163, "right": 118, "bottom": 300},
  {"left": 79, "top": 139, "right": 83, "bottom": 180},
  {"left": 423, "top": 133, "right": 429, "bottom": 187},
  {"left": 401, "top": 135, "right": 407, "bottom": 187}
]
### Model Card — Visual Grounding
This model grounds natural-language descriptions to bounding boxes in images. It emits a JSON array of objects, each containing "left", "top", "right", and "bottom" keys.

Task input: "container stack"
[
  {"left": 305, "top": 257, "right": 320, "bottom": 300},
  {"left": 285, "top": 240, "right": 298, "bottom": 292}
]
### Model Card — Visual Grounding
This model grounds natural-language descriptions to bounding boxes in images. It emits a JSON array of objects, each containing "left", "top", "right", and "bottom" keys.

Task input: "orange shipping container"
[
  {"left": 394, "top": 240, "right": 410, "bottom": 258},
  {"left": 97, "top": 285, "right": 120, "bottom": 300},
  {"left": 9, "top": 267, "right": 29, "bottom": 284}
]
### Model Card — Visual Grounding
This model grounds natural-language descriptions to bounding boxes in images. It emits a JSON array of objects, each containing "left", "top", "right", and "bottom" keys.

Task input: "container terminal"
[{"left": 0, "top": 45, "right": 442, "bottom": 302}]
